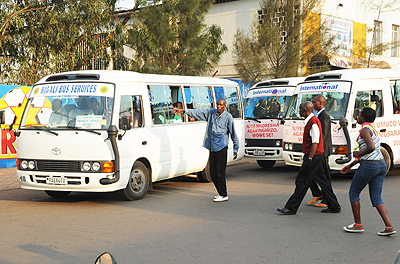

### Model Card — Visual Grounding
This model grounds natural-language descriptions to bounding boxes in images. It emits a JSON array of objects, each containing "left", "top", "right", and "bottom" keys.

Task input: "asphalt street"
[{"left": 0, "top": 159, "right": 399, "bottom": 264}]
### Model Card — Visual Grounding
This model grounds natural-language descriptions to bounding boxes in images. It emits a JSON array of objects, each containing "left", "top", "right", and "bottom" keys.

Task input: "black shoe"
[
  {"left": 321, "top": 207, "right": 341, "bottom": 213},
  {"left": 277, "top": 207, "right": 295, "bottom": 215}
]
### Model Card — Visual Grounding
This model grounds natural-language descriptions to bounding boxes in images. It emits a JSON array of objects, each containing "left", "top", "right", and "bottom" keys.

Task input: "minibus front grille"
[
  {"left": 37, "top": 160, "right": 81, "bottom": 172},
  {"left": 246, "top": 139, "right": 278, "bottom": 147}
]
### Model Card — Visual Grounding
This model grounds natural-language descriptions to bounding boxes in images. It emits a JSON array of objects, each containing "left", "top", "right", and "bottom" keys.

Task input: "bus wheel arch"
[
  {"left": 120, "top": 160, "right": 151, "bottom": 201},
  {"left": 380, "top": 144, "right": 392, "bottom": 173}
]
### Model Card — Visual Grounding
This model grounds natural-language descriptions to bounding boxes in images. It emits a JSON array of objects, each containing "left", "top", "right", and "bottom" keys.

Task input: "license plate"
[
  {"left": 46, "top": 176, "right": 67, "bottom": 185},
  {"left": 253, "top": 149, "right": 265, "bottom": 156}
]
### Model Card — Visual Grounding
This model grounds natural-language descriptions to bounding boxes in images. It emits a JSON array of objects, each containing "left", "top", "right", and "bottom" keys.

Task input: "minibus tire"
[
  {"left": 381, "top": 146, "right": 391, "bottom": 174},
  {"left": 256, "top": 160, "right": 276, "bottom": 168},
  {"left": 196, "top": 160, "right": 212, "bottom": 182},
  {"left": 120, "top": 161, "right": 150, "bottom": 201},
  {"left": 45, "top": 190, "right": 71, "bottom": 198}
]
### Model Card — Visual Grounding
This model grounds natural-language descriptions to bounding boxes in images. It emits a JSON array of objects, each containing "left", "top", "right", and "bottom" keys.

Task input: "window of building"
[
  {"left": 373, "top": 20, "right": 383, "bottom": 55},
  {"left": 392, "top": 25, "right": 399, "bottom": 58},
  {"left": 215, "top": 0, "right": 239, "bottom": 3}
]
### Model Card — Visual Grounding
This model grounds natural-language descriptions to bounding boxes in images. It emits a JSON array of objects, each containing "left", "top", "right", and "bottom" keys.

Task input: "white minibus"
[
  {"left": 243, "top": 78, "right": 303, "bottom": 168},
  {"left": 15, "top": 70, "right": 245, "bottom": 200},
  {"left": 282, "top": 68, "right": 400, "bottom": 172}
]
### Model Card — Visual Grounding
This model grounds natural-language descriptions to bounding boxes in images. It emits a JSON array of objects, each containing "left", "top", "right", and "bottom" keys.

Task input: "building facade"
[{"left": 205, "top": 0, "right": 400, "bottom": 79}]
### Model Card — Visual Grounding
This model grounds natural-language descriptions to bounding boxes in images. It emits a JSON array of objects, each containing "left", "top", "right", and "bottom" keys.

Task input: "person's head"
[
  {"left": 217, "top": 98, "right": 226, "bottom": 115},
  {"left": 173, "top": 102, "right": 183, "bottom": 109},
  {"left": 358, "top": 107, "right": 376, "bottom": 124},
  {"left": 76, "top": 97, "right": 90, "bottom": 110},
  {"left": 299, "top": 101, "right": 313, "bottom": 118},
  {"left": 229, "top": 104, "right": 237, "bottom": 111},
  {"left": 259, "top": 99, "right": 266, "bottom": 105},
  {"left": 52, "top": 99, "right": 62, "bottom": 112},
  {"left": 313, "top": 95, "right": 326, "bottom": 111}
]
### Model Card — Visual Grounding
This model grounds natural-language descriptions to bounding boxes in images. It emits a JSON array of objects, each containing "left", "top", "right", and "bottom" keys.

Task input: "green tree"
[
  {"left": 233, "top": 0, "right": 337, "bottom": 83},
  {"left": 123, "top": 0, "right": 228, "bottom": 75},
  {"left": 0, "top": 0, "right": 119, "bottom": 86}
]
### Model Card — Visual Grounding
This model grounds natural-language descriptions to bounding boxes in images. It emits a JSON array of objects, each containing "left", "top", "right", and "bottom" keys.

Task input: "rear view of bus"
[
  {"left": 243, "top": 78, "right": 303, "bottom": 168},
  {"left": 282, "top": 73, "right": 351, "bottom": 170}
]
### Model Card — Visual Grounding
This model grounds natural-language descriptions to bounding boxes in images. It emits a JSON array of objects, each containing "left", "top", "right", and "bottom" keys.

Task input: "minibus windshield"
[
  {"left": 20, "top": 83, "right": 114, "bottom": 130},
  {"left": 285, "top": 92, "right": 350, "bottom": 120},
  {"left": 244, "top": 95, "right": 292, "bottom": 119}
]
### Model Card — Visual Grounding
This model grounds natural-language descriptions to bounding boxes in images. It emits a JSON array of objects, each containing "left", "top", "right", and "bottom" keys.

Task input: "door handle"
[
  {"left": 142, "top": 141, "right": 147, "bottom": 145},
  {"left": 380, "top": 129, "right": 386, "bottom": 132}
]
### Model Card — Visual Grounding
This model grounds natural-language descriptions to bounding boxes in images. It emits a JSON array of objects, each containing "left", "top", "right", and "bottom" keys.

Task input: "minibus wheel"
[
  {"left": 256, "top": 160, "right": 276, "bottom": 168},
  {"left": 380, "top": 146, "right": 391, "bottom": 174},
  {"left": 45, "top": 190, "right": 71, "bottom": 198},
  {"left": 196, "top": 160, "right": 212, "bottom": 182},
  {"left": 120, "top": 161, "right": 150, "bottom": 201}
]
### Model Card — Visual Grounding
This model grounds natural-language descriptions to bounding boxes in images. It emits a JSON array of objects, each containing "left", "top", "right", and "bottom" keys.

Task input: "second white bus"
[{"left": 243, "top": 77, "right": 303, "bottom": 168}]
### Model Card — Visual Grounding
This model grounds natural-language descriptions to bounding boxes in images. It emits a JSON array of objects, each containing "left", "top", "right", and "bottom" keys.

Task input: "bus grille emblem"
[{"left": 51, "top": 147, "right": 61, "bottom": 155}]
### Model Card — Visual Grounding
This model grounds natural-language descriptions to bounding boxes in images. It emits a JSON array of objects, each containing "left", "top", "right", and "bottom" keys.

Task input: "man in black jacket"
[{"left": 306, "top": 95, "right": 332, "bottom": 207}]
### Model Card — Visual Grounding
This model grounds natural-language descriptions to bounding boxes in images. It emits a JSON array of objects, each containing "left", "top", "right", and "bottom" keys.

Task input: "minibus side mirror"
[
  {"left": 280, "top": 117, "right": 285, "bottom": 125},
  {"left": 119, "top": 116, "right": 131, "bottom": 131},
  {"left": 0, "top": 110, "right": 5, "bottom": 124}
]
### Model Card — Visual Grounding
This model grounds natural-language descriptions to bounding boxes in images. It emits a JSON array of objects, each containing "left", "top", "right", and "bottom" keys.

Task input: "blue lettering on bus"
[
  {"left": 252, "top": 88, "right": 287, "bottom": 95},
  {"left": 299, "top": 84, "right": 339, "bottom": 91}
]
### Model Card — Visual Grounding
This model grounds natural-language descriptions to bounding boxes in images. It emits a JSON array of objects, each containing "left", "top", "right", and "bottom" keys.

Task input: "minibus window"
[
  {"left": 183, "top": 86, "right": 212, "bottom": 122},
  {"left": 390, "top": 80, "right": 400, "bottom": 114},
  {"left": 353, "top": 90, "right": 383, "bottom": 119},
  {"left": 20, "top": 95, "right": 113, "bottom": 130},
  {"left": 119, "top": 95, "right": 143, "bottom": 129},
  {"left": 148, "top": 85, "right": 185, "bottom": 124},
  {"left": 214, "top": 86, "right": 241, "bottom": 118},
  {"left": 285, "top": 92, "right": 350, "bottom": 120}
]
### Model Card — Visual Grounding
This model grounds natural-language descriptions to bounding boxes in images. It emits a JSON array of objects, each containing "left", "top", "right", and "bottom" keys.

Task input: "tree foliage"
[
  {"left": 233, "top": 0, "right": 337, "bottom": 84},
  {"left": 123, "top": 0, "right": 228, "bottom": 75},
  {"left": 0, "top": 0, "right": 119, "bottom": 85}
]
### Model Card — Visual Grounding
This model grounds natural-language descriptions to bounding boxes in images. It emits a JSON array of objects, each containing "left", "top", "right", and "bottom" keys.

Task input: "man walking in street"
[
  {"left": 307, "top": 95, "right": 332, "bottom": 208},
  {"left": 174, "top": 98, "right": 239, "bottom": 202},
  {"left": 277, "top": 101, "right": 341, "bottom": 214}
]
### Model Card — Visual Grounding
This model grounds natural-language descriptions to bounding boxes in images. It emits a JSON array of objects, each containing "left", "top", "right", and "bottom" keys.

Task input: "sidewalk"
[{"left": 0, "top": 167, "right": 18, "bottom": 191}]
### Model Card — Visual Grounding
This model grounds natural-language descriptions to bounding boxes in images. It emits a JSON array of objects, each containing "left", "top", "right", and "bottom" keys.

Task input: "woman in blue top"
[{"left": 341, "top": 107, "right": 396, "bottom": 236}]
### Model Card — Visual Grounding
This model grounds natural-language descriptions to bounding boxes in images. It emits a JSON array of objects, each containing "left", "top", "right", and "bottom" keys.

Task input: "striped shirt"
[{"left": 358, "top": 127, "right": 383, "bottom": 161}]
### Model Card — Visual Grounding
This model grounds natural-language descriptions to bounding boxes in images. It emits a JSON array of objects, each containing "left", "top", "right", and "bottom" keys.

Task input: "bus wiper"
[
  {"left": 32, "top": 127, "right": 58, "bottom": 136},
  {"left": 75, "top": 128, "right": 101, "bottom": 135},
  {"left": 245, "top": 117, "right": 261, "bottom": 123}
]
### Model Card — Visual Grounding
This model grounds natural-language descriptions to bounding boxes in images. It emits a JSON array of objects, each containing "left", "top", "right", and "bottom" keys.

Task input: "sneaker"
[
  {"left": 343, "top": 223, "right": 364, "bottom": 233},
  {"left": 378, "top": 227, "right": 397, "bottom": 236},
  {"left": 213, "top": 196, "right": 229, "bottom": 202}
]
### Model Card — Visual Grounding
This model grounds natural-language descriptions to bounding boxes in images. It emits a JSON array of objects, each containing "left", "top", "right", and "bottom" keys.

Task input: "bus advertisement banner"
[{"left": 0, "top": 85, "right": 32, "bottom": 168}]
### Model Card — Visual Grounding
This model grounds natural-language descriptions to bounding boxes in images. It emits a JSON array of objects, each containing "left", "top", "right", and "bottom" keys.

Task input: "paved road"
[{"left": 0, "top": 159, "right": 399, "bottom": 263}]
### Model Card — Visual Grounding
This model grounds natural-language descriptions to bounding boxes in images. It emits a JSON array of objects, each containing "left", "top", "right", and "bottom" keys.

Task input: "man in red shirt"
[{"left": 277, "top": 101, "right": 341, "bottom": 214}]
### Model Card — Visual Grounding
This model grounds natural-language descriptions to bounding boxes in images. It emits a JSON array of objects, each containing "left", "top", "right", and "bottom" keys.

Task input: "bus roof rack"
[
  {"left": 304, "top": 73, "right": 342, "bottom": 82},
  {"left": 255, "top": 80, "right": 289, "bottom": 87},
  {"left": 46, "top": 74, "right": 100, "bottom": 82}
]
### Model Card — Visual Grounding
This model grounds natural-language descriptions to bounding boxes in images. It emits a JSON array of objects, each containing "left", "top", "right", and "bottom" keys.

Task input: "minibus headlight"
[
  {"left": 83, "top": 162, "right": 91, "bottom": 171},
  {"left": 332, "top": 146, "right": 336, "bottom": 154},
  {"left": 21, "top": 160, "right": 28, "bottom": 170},
  {"left": 284, "top": 143, "right": 288, "bottom": 150},
  {"left": 289, "top": 143, "right": 293, "bottom": 151},
  {"left": 92, "top": 162, "right": 101, "bottom": 172},
  {"left": 275, "top": 140, "right": 281, "bottom": 147},
  {"left": 28, "top": 161, "right": 35, "bottom": 170},
  {"left": 102, "top": 162, "right": 114, "bottom": 173}
]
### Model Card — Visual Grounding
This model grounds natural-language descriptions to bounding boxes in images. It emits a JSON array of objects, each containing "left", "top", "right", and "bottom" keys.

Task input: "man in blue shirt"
[{"left": 174, "top": 98, "right": 239, "bottom": 202}]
